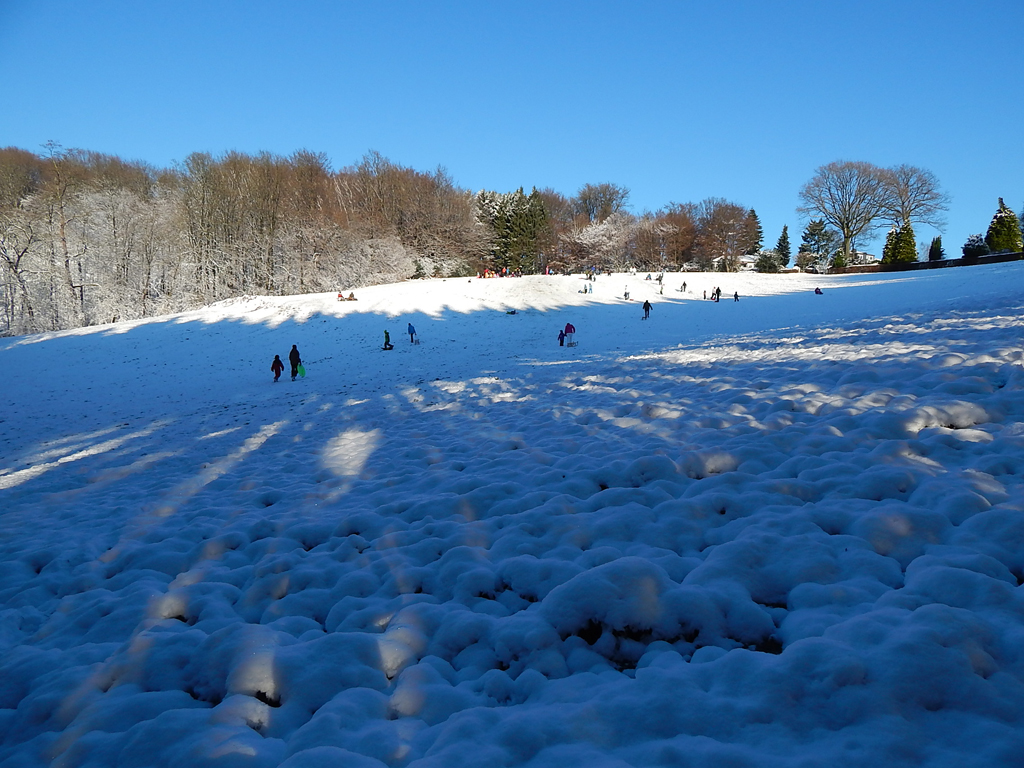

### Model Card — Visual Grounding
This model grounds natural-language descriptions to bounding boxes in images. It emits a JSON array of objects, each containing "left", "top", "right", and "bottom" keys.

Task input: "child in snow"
[
  {"left": 288, "top": 345, "right": 301, "bottom": 380},
  {"left": 734, "top": 291, "right": 739, "bottom": 302},
  {"left": 408, "top": 323, "right": 417, "bottom": 343},
  {"left": 383, "top": 330, "right": 394, "bottom": 350},
  {"left": 271, "top": 355, "right": 284, "bottom": 382},
  {"left": 558, "top": 329, "right": 565, "bottom": 347}
]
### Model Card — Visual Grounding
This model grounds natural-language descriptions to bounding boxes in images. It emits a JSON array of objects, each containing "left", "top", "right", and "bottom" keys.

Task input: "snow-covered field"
[{"left": 2, "top": 266, "right": 1024, "bottom": 768}]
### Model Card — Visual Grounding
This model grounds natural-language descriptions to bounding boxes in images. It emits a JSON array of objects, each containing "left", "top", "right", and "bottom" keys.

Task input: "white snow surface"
[{"left": 2, "top": 268, "right": 1024, "bottom": 768}]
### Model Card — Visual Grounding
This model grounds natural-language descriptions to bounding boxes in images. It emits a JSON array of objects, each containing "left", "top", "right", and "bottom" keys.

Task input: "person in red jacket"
[
  {"left": 564, "top": 322, "right": 575, "bottom": 345},
  {"left": 271, "top": 355, "right": 284, "bottom": 382}
]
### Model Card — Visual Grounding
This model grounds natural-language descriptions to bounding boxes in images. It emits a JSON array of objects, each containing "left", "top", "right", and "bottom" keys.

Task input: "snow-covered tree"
[
  {"left": 984, "top": 198, "right": 1023, "bottom": 254},
  {"left": 754, "top": 249, "right": 782, "bottom": 273},
  {"left": 962, "top": 233, "right": 990, "bottom": 260}
]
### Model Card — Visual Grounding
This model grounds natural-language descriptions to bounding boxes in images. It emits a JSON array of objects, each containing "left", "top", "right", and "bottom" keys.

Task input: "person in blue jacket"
[{"left": 408, "top": 323, "right": 417, "bottom": 343}]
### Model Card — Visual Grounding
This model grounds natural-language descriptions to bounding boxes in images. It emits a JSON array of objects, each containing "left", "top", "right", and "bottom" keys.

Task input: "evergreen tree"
[
  {"left": 797, "top": 219, "right": 840, "bottom": 272},
  {"left": 984, "top": 198, "right": 1024, "bottom": 253},
  {"left": 744, "top": 209, "right": 763, "bottom": 255},
  {"left": 881, "top": 224, "right": 917, "bottom": 264},
  {"left": 754, "top": 250, "right": 781, "bottom": 273},
  {"left": 962, "top": 234, "right": 990, "bottom": 260},
  {"left": 928, "top": 236, "right": 944, "bottom": 261},
  {"left": 774, "top": 225, "right": 791, "bottom": 267}
]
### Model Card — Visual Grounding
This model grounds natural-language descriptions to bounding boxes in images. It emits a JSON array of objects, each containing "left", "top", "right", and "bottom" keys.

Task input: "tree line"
[{"left": 1, "top": 145, "right": 1020, "bottom": 336}]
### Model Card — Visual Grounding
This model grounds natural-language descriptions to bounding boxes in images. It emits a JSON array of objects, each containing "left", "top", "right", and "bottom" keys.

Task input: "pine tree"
[
  {"left": 774, "top": 225, "right": 791, "bottom": 267},
  {"left": 881, "top": 225, "right": 917, "bottom": 264},
  {"left": 928, "top": 236, "right": 944, "bottom": 261},
  {"left": 744, "top": 209, "right": 763, "bottom": 255},
  {"left": 984, "top": 198, "right": 1024, "bottom": 254},
  {"left": 797, "top": 219, "right": 840, "bottom": 272}
]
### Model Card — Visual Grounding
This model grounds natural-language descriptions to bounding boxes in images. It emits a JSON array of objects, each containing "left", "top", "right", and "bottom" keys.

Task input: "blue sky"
[{"left": 2, "top": 0, "right": 1022, "bottom": 256}]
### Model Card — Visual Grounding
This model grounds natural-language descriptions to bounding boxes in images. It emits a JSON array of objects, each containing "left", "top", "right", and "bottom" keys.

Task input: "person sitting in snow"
[
  {"left": 271, "top": 355, "right": 284, "bottom": 382},
  {"left": 288, "top": 345, "right": 302, "bottom": 381},
  {"left": 814, "top": 287, "right": 823, "bottom": 295}
]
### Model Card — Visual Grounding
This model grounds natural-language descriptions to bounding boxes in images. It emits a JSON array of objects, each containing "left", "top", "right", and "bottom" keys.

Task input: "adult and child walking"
[{"left": 270, "top": 345, "right": 302, "bottom": 382}]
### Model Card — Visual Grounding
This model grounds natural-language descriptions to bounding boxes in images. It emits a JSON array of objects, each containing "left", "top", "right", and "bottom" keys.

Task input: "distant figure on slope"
[
  {"left": 558, "top": 329, "right": 565, "bottom": 347},
  {"left": 408, "top": 322, "right": 417, "bottom": 343},
  {"left": 642, "top": 299, "right": 652, "bottom": 320},
  {"left": 624, "top": 286, "right": 630, "bottom": 300},
  {"left": 682, "top": 281, "right": 687, "bottom": 293},
  {"left": 814, "top": 287, "right": 823, "bottom": 295},
  {"left": 271, "top": 355, "right": 284, "bottom": 383},
  {"left": 703, "top": 290, "right": 707, "bottom": 300},
  {"left": 564, "top": 322, "right": 576, "bottom": 345},
  {"left": 734, "top": 291, "right": 739, "bottom": 302},
  {"left": 383, "top": 330, "right": 394, "bottom": 350},
  {"left": 288, "top": 345, "right": 302, "bottom": 381}
]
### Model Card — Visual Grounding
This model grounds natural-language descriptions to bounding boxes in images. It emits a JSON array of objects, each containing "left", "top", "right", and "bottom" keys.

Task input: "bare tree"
[
  {"left": 879, "top": 164, "right": 949, "bottom": 230},
  {"left": 571, "top": 183, "right": 630, "bottom": 224},
  {"left": 797, "top": 161, "right": 888, "bottom": 263},
  {"left": 692, "top": 198, "right": 753, "bottom": 271}
]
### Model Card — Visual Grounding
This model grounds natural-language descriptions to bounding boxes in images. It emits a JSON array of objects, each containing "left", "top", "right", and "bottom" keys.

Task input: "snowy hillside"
[{"left": 2, "top": 267, "right": 1024, "bottom": 768}]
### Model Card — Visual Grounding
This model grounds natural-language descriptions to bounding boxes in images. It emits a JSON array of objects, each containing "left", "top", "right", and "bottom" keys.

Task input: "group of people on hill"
[
  {"left": 271, "top": 324, "right": 420, "bottom": 381},
  {"left": 702, "top": 287, "right": 739, "bottom": 302}
]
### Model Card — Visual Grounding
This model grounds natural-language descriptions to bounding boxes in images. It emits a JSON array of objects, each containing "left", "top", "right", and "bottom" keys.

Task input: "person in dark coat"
[
  {"left": 383, "top": 330, "right": 394, "bottom": 350},
  {"left": 642, "top": 299, "right": 652, "bottom": 319},
  {"left": 288, "top": 345, "right": 301, "bottom": 381},
  {"left": 271, "top": 355, "right": 284, "bottom": 382},
  {"left": 558, "top": 329, "right": 565, "bottom": 346}
]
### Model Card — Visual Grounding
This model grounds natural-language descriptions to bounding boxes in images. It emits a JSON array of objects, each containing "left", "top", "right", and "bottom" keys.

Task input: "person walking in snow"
[
  {"left": 271, "top": 355, "right": 284, "bottom": 383},
  {"left": 558, "top": 329, "right": 565, "bottom": 347},
  {"left": 383, "top": 330, "right": 394, "bottom": 350},
  {"left": 288, "top": 345, "right": 302, "bottom": 381},
  {"left": 682, "top": 281, "right": 687, "bottom": 293},
  {"left": 734, "top": 291, "right": 739, "bottom": 302},
  {"left": 642, "top": 299, "right": 652, "bottom": 320},
  {"left": 564, "top": 322, "right": 576, "bottom": 345},
  {"left": 408, "top": 322, "right": 417, "bottom": 343}
]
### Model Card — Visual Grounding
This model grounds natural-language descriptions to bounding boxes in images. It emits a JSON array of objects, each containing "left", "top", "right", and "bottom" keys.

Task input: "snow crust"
[{"left": 2, "top": 268, "right": 1024, "bottom": 767}]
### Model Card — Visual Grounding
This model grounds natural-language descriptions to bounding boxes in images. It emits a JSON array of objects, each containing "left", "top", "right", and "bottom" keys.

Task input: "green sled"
[{"left": 297, "top": 364, "right": 306, "bottom": 378}]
